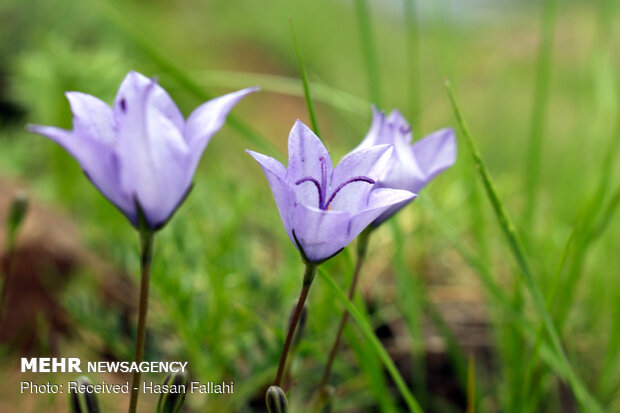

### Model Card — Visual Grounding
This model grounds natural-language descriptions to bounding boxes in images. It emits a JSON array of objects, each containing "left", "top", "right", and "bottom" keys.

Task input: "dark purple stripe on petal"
[
  {"left": 295, "top": 177, "right": 324, "bottom": 208},
  {"left": 324, "top": 176, "right": 375, "bottom": 210}
]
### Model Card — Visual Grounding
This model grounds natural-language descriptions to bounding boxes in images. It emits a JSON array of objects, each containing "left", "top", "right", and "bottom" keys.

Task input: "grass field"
[{"left": 0, "top": 0, "right": 619, "bottom": 412}]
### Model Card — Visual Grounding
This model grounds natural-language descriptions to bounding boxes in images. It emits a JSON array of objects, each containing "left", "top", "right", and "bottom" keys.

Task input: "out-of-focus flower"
[
  {"left": 248, "top": 120, "right": 415, "bottom": 263},
  {"left": 353, "top": 107, "right": 457, "bottom": 226},
  {"left": 29, "top": 71, "right": 257, "bottom": 230}
]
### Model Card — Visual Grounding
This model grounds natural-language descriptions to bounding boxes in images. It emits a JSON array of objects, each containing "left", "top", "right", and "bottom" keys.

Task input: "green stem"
[
  {"left": 273, "top": 263, "right": 317, "bottom": 387},
  {"left": 128, "top": 231, "right": 154, "bottom": 413},
  {"left": 318, "top": 229, "right": 371, "bottom": 391}
]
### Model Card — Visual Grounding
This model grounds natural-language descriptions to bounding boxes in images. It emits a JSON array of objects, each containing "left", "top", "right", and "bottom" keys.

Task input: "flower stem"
[
  {"left": 273, "top": 263, "right": 317, "bottom": 387},
  {"left": 318, "top": 228, "right": 371, "bottom": 391},
  {"left": 128, "top": 231, "right": 154, "bottom": 413}
]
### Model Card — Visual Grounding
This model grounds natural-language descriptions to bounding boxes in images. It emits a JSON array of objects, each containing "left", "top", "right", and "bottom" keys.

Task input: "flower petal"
[
  {"left": 113, "top": 71, "right": 184, "bottom": 133},
  {"left": 247, "top": 150, "right": 296, "bottom": 243},
  {"left": 328, "top": 144, "right": 393, "bottom": 211},
  {"left": 377, "top": 133, "right": 425, "bottom": 192},
  {"left": 286, "top": 120, "right": 334, "bottom": 208},
  {"left": 186, "top": 87, "right": 259, "bottom": 174},
  {"left": 354, "top": 106, "right": 385, "bottom": 151},
  {"left": 27, "top": 124, "right": 134, "bottom": 221},
  {"left": 350, "top": 188, "right": 417, "bottom": 232},
  {"left": 411, "top": 128, "right": 457, "bottom": 188},
  {"left": 290, "top": 204, "right": 350, "bottom": 263},
  {"left": 66, "top": 92, "right": 116, "bottom": 144},
  {"left": 385, "top": 109, "right": 413, "bottom": 143},
  {"left": 115, "top": 77, "right": 192, "bottom": 228}
]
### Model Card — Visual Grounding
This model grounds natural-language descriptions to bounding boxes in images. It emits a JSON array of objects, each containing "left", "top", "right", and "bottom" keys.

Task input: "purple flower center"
[{"left": 295, "top": 156, "right": 375, "bottom": 210}]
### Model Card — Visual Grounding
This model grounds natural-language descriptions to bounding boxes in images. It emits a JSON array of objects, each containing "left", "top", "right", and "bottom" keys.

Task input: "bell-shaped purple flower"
[
  {"left": 353, "top": 107, "right": 457, "bottom": 226},
  {"left": 248, "top": 120, "right": 416, "bottom": 263},
  {"left": 29, "top": 71, "right": 257, "bottom": 230}
]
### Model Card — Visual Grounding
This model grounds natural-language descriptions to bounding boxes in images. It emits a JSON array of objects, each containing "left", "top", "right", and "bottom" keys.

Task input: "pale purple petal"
[
  {"left": 290, "top": 204, "right": 350, "bottom": 262},
  {"left": 286, "top": 120, "right": 333, "bottom": 182},
  {"left": 247, "top": 150, "right": 296, "bottom": 243},
  {"left": 411, "top": 128, "right": 457, "bottom": 190},
  {"left": 66, "top": 92, "right": 116, "bottom": 144},
  {"left": 27, "top": 124, "right": 135, "bottom": 221},
  {"left": 328, "top": 144, "right": 393, "bottom": 211},
  {"left": 115, "top": 80, "right": 191, "bottom": 227},
  {"left": 186, "top": 87, "right": 259, "bottom": 174},
  {"left": 29, "top": 91, "right": 131, "bottom": 218},
  {"left": 350, "top": 188, "right": 417, "bottom": 232},
  {"left": 378, "top": 135, "right": 425, "bottom": 192},
  {"left": 113, "top": 71, "right": 184, "bottom": 132},
  {"left": 354, "top": 106, "right": 385, "bottom": 151},
  {"left": 385, "top": 110, "right": 413, "bottom": 143}
]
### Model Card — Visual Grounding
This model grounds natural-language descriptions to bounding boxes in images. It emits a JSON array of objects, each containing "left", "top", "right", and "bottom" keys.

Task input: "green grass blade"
[
  {"left": 193, "top": 70, "right": 371, "bottom": 116},
  {"left": 354, "top": 0, "right": 381, "bottom": 106},
  {"left": 523, "top": 0, "right": 559, "bottom": 227},
  {"left": 444, "top": 79, "right": 603, "bottom": 413},
  {"left": 403, "top": 0, "right": 421, "bottom": 126},
  {"left": 318, "top": 268, "right": 424, "bottom": 413},
  {"left": 289, "top": 18, "right": 321, "bottom": 137},
  {"left": 391, "top": 221, "right": 428, "bottom": 407}
]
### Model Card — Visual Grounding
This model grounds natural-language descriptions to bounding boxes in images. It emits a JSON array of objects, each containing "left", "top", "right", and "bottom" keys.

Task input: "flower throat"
[{"left": 295, "top": 157, "right": 375, "bottom": 210}]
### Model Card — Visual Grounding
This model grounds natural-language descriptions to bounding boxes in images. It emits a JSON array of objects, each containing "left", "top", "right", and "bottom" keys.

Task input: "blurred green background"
[{"left": 0, "top": 0, "right": 619, "bottom": 412}]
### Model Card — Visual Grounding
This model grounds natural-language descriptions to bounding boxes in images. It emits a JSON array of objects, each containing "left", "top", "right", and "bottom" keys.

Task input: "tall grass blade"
[
  {"left": 289, "top": 18, "right": 321, "bottom": 137},
  {"left": 403, "top": 0, "right": 420, "bottom": 126},
  {"left": 354, "top": 0, "right": 381, "bottom": 106},
  {"left": 444, "top": 79, "right": 603, "bottom": 413},
  {"left": 523, "top": 0, "right": 559, "bottom": 227},
  {"left": 318, "top": 268, "right": 424, "bottom": 413}
]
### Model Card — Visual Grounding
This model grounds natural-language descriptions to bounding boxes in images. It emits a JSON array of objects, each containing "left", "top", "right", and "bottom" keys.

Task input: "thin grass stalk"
[
  {"left": 318, "top": 269, "right": 424, "bottom": 413},
  {"left": 390, "top": 220, "right": 428, "bottom": 406},
  {"left": 523, "top": 0, "right": 559, "bottom": 227},
  {"left": 403, "top": 0, "right": 421, "bottom": 126},
  {"left": 354, "top": 0, "right": 381, "bottom": 106},
  {"left": 445, "top": 79, "right": 603, "bottom": 413},
  {"left": 289, "top": 18, "right": 321, "bottom": 137}
]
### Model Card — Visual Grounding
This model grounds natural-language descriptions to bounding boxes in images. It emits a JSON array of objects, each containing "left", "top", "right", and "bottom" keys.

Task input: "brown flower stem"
[
  {"left": 128, "top": 231, "right": 154, "bottom": 413},
  {"left": 273, "top": 263, "right": 317, "bottom": 387}
]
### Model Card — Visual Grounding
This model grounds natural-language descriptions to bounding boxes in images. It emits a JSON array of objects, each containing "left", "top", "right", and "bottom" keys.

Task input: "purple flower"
[
  {"left": 353, "top": 107, "right": 457, "bottom": 226},
  {"left": 248, "top": 120, "right": 416, "bottom": 263},
  {"left": 28, "top": 71, "right": 257, "bottom": 230}
]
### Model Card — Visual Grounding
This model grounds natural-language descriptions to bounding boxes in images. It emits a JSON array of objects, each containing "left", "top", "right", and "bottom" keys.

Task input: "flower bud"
[
  {"left": 6, "top": 190, "right": 28, "bottom": 246},
  {"left": 287, "top": 303, "right": 308, "bottom": 349},
  {"left": 265, "top": 385, "right": 288, "bottom": 413},
  {"left": 69, "top": 376, "right": 101, "bottom": 413},
  {"left": 156, "top": 371, "right": 189, "bottom": 413}
]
